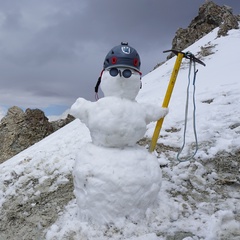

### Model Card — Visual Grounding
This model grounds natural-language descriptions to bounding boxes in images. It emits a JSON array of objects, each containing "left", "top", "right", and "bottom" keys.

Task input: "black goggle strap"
[
  {"left": 95, "top": 69, "right": 104, "bottom": 100},
  {"left": 138, "top": 70, "right": 142, "bottom": 80}
]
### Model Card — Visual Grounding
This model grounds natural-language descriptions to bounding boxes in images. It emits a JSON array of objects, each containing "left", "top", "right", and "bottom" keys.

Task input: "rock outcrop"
[
  {"left": 50, "top": 114, "right": 75, "bottom": 132},
  {"left": 168, "top": 1, "right": 239, "bottom": 58},
  {"left": 0, "top": 106, "right": 74, "bottom": 163}
]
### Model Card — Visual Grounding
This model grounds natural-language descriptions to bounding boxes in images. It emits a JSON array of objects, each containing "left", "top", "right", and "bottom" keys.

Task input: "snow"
[
  {"left": 73, "top": 143, "right": 162, "bottom": 225},
  {"left": 137, "top": 27, "right": 240, "bottom": 158},
  {"left": 70, "top": 96, "right": 167, "bottom": 147},
  {"left": 70, "top": 65, "right": 167, "bottom": 225},
  {"left": 100, "top": 68, "right": 141, "bottom": 100},
  {"left": 1, "top": 26, "right": 240, "bottom": 239},
  {"left": 0, "top": 120, "right": 90, "bottom": 208}
]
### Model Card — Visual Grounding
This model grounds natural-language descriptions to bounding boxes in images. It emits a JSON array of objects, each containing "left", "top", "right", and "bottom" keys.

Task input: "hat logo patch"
[{"left": 121, "top": 46, "right": 130, "bottom": 54}]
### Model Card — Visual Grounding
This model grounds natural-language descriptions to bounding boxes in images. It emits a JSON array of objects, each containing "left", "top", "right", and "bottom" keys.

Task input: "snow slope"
[
  {"left": 0, "top": 26, "right": 240, "bottom": 239},
  {"left": 137, "top": 27, "right": 240, "bottom": 157}
]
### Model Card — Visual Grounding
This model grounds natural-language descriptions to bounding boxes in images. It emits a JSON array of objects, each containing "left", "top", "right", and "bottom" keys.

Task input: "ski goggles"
[{"left": 107, "top": 68, "right": 141, "bottom": 79}]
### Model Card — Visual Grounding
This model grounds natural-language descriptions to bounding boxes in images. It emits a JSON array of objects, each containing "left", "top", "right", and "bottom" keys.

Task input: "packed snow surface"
[{"left": 0, "top": 26, "right": 240, "bottom": 239}]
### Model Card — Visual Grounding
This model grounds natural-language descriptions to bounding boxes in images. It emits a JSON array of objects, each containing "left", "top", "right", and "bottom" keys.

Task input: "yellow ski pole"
[{"left": 149, "top": 51, "right": 184, "bottom": 153}]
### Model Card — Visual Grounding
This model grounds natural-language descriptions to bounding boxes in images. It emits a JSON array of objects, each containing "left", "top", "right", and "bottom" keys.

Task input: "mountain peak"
[{"left": 169, "top": 1, "right": 239, "bottom": 58}]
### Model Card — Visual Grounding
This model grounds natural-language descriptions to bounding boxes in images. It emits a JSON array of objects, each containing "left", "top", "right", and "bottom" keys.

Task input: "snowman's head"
[
  {"left": 95, "top": 42, "right": 142, "bottom": 100},
  {"left": 100, "top": 67, "right": 141, "bottom": 100}
]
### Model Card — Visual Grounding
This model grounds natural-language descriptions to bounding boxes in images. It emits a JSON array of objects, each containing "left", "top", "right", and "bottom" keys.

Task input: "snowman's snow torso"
[
  {"left": 71, "top": 94, "right": 167, "bottom": 148},
  {"left": 87, "top": 96, "right": 147, "bottom": 147}
]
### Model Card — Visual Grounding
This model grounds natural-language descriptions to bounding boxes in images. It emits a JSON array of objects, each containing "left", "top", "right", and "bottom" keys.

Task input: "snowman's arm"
[
  {"left": 70, "top": 98, "right": 92, "bottom": 124},
  {"left": 142, "top": 103, "right": 169, "bottom": 124}
]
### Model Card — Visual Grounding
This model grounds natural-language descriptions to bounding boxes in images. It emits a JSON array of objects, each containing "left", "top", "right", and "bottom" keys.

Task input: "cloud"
[{"left": 0, "top": 0, "right": 239, "bottom": 116}]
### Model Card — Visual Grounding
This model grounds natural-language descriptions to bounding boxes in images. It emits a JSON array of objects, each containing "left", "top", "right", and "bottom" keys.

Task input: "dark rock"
[
  {"left": 51, "top": 114, "right": 75, "bottom": 132},
  {"left": 168, "top": 1, "right": 239, "bottom": 59},
  {"left": 0, "top": 106, "right": 75, "bottom": 164}
]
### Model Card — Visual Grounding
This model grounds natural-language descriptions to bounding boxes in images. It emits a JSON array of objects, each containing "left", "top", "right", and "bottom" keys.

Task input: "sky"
[{"left": 0, "top": 0, "right": 239, "bottom": 117}]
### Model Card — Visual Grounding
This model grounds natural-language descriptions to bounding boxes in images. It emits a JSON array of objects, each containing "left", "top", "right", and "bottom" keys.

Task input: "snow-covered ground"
[{"left": 0, "top": 26, "right": 240, "bottom": 240}]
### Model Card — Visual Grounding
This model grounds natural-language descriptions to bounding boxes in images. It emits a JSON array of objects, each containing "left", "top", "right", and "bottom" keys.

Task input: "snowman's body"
[
  {"left": 70, "top": 48, "right": 168, "bottom": 225},
  {"left": 72, "top": 96, "right": 166, "bottom": 148},
  {"left": 71, "top": 70, "right": 167, "bottom": 148},
  {"left": 72, "top": 97, "right": 146, "bottom": 147}
]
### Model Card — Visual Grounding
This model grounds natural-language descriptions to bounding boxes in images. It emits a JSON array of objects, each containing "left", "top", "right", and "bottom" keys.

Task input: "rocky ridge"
[
  {"left": 0, "top": 106, "right": 74, "bottom": 164},
  {"left": 169, "top": 1, "right": 239, "bottom": 59},
  {"left": 153, "top": 1, "right": 239, "bottom": 69}
]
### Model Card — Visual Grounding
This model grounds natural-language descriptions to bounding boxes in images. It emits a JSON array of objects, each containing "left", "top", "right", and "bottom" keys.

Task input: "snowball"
[
  {"left": 100, "top": 68, "right": 141, "bottom": 100},
  {"left": 73, "top": 143, "right": 162, "bottom": 225}
]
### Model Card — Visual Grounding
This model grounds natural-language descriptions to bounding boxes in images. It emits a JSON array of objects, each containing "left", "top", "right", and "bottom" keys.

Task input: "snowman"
[{"left": 70, "top": 42, "right": 168, "bottom": 225}]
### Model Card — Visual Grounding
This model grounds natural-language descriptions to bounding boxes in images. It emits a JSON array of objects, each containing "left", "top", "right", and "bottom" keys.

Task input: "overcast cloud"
[{"left": 0, "top": 0, "right": 239, "bottom": 117}]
